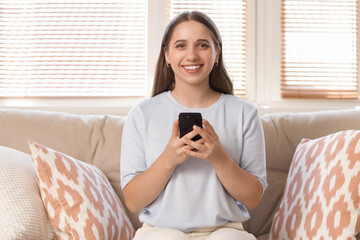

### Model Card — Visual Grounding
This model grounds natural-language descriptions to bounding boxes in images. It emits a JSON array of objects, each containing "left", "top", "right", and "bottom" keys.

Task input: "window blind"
[
  {"left": 281, "top": 0, "right": 359, "bottom": 99},
  {"left": 0, "top": 0, "right": 147, "bottom": 97},
  {"left": 167, "top": 0, "right": 247, "bottom": 97}
]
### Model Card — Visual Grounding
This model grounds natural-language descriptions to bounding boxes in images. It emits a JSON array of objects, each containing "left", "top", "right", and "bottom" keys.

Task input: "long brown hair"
[{"left": 151, "top": 11, "right": 234, "bottom": 97}]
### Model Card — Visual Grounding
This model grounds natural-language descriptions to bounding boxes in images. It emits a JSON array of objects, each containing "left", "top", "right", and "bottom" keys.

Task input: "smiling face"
[{"left": 165, "top": 20, "right": 220, "bottom": 89}]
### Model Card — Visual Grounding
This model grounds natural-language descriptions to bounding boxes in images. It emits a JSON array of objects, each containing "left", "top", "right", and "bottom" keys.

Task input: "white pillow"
[{"left": 0, "top": 146, "right": 56, "bottom": 239}]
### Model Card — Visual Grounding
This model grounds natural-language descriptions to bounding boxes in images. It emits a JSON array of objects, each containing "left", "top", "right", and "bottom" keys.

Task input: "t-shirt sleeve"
[
  {"left": 240, "top": 105, "right": 268, "bottom": 193},
  {"left": 120, "top": 105, "right": 147, "bottom": 189}
]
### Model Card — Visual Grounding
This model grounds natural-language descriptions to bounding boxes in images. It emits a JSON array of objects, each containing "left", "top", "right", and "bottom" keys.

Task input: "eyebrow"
[{"left": 173, "top": 39, "right": 211, "bottom": 45}]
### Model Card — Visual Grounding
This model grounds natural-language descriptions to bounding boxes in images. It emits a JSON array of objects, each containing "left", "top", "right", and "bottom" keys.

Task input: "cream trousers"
[{"left": 133, "top": 222, "right": 257, "bottom": 240}]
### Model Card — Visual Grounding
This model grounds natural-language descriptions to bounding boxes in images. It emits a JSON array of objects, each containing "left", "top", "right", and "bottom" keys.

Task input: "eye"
[
  {"left": 199, "top": 43, "right": 209, "bottom": 49},
  {"left": 175, "top": 43, "right": 185, "bottom": 49}
]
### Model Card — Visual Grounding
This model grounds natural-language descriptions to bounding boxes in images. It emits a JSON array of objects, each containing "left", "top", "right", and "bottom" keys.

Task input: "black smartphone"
[{"left": 179, "top": 112, "right": 203, "bottom": 141}]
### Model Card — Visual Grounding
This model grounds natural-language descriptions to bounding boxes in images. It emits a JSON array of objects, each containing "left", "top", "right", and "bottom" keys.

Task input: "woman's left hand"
[
  {"left": 183, "top": 118, "right": 263, "bottom": 209},
  {"left": 181, "top": 119, "right": 228, "bottom": 165}
]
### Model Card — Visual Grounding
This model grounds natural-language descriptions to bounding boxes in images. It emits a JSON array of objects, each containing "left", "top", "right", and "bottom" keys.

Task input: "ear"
[
  {"left": 164, "top": 50, "right": 170, "bottom": 65},
  {"left": 215, "top": 48, "right": 221, "bottom": 63}
]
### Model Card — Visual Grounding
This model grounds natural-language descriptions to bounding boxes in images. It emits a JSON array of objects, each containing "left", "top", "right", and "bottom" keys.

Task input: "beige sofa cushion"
[{"left": 0, "top": 109, "right": 141, "bottom": 228}]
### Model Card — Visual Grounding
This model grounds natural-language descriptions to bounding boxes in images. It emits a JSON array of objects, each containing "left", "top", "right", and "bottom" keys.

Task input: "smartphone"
[{"left": 179, "top": 112, "right": 203, "bottom": 141}]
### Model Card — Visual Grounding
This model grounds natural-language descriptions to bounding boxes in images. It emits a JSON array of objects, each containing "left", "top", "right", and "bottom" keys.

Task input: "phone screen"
[{"left": 179, "top": 112, "right": 202, "bottom": 141}]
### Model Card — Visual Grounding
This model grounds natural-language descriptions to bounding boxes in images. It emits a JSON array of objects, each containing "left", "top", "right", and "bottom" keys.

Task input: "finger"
[
  {"left": 172, "top": 119, "right": 179, "bottom": 138},
  {"left": 183, "top": 147, "right": 204, "bottom": 158},
  {"left": 182, "top": 128, "right": 199, "bottom": 140},
  {"left": 203, "top": 119, "right": 218, "bottom": 139},
  {"left": 193, "top": 125, "right": 212, "bottom": 143},
  {"left": 182, "top": 138, "right": 205, "bottom": 151},
  {"left": 184, "top": 145, "right": 193, "bottom": 150},
  {"left": 196, "top": 138, "right": 206, "bottom": 145},
  {"left": 182, "top": 145, "right": 197, "bottom": 156}
]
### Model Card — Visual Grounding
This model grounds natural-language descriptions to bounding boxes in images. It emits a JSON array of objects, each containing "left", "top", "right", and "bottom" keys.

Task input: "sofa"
[{"left": 0, "top": 108, "right": 359, "bottom": 239}]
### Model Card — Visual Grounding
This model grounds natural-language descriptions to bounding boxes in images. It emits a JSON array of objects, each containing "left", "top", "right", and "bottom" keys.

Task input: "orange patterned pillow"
[
  {"left": 27, "top": 140, "right": 135, "bottom": 240},
  {"left": 270, "top": 130, "right": 360, "bottom": 240}
]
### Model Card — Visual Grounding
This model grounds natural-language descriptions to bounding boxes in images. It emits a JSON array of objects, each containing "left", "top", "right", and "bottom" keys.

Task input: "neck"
[{"left": 171, "top": 83, "right": 221, "bottom": 109}]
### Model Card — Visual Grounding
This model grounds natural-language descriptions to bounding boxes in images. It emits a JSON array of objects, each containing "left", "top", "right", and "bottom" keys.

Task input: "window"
[
  {"left": 167, "top": 0, "right": 248, "bottom": 97},
  {"left": 281, "top": 0, "right": 359, "bottom": 99},
  {"left": 1, "top": 0, "right": 360, "bottom": 114},
  {"left": 0, "top": 0, "right": 147, "bottom": 97}
]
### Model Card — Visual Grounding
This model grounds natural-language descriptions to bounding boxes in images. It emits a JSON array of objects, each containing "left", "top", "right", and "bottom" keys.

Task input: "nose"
[{"left": 186, "top": 46, "right": 198, "bottom": 61}]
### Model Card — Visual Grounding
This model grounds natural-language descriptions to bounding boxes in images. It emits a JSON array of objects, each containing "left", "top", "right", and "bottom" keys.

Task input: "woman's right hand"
[
  {"left": 123, "top": 119, "right": 203, "bottom": 212},
  {"left": 162, "top": 119, "right": 201, "bottom": 167}
]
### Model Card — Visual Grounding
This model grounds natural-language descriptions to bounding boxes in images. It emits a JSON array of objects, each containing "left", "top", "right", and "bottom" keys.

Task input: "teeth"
[{"left": 184, "top": 65, "right": 201, "bottom": 70}]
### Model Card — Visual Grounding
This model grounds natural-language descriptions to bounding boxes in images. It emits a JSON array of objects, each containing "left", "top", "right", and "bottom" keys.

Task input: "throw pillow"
[
  {"left": 28, "top": 140, "right": 135, "bottom": 240},
  {"left": 270, "top": 130, "right": 360, "bottom": 240},
  {"left": 0, "top": 146, "right": 56, "bottom": 239}
]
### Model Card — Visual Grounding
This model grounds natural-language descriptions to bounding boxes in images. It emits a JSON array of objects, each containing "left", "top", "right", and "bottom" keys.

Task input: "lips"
[{"left": 182, "top": 64, "right": 202, "bottom": 73}]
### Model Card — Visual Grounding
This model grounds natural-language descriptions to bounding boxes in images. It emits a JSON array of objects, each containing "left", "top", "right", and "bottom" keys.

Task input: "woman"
[{"left": 120, "top": 11, "right": 267, "bottom": 240}]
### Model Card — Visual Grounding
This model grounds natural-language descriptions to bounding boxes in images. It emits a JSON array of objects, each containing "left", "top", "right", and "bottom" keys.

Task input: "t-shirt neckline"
[{"left": 165, "top": 90, "right": 224, "bottom": 113}]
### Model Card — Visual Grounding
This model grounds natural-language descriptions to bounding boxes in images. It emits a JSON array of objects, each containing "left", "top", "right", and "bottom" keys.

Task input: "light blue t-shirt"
[{"left": 120, "top": 91, "right": 267, "bottom": 232}]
